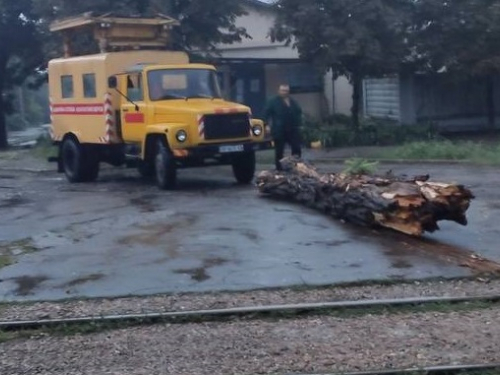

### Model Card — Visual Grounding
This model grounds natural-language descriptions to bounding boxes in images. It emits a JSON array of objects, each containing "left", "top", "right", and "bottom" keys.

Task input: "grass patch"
[
  {"left": 30, "top": 137, "right": 57, "bottom": 160},
  {"left": 0, "top": 237, "right": 38, "bottom": 270},
  {"left": 0, "top": 151, "right": 19, "bottom": 161},
  {"left": 0, "top": 254, "right": 14, "bottom": 269},
  {"left": 342, "top": 158, "right": 379, "bottom": 175},
  {"left": 377, "top": 140, "right": 500, "bottom": 164}
]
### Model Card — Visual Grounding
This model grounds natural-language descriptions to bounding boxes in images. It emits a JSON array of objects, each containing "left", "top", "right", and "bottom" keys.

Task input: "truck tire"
[
  {"left": 82, "top": 146, "right": 100, "bottom": 182},
  {"left": 138, "top": 160, "right": 155, "bottom": 179},
  {"left": 232, "top": 151, "right": 256, "bottom": 184},
  {"left": 155, "top": 139, "right": 177, "bottom": 190},
  {"left": 61, "top": 137, "right": 86, "bottom": 183}
]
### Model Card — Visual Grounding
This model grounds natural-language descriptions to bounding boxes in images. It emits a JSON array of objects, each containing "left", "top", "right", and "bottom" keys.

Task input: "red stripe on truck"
[
  {"left": 125, "top": 113, "right": 145, "bottom": 123},
  {"left": 51, "top": 103, "right": 105, "bottom": 115}
]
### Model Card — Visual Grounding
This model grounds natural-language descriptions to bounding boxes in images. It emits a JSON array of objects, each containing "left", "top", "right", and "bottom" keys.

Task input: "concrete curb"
[
  {"left": 0, "top": 167, "right": 52, "bottom": 173},
  {"left": 306, "top": 157, "right": 492, "bottom": 165}
]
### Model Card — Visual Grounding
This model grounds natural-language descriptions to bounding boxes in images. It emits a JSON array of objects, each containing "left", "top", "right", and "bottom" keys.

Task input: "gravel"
[
  {"left": 1, "top": 307, "right": 499, "bottom": 375},
  {"left": 1, "top": 278, "right": 499, "bottom": 322}
]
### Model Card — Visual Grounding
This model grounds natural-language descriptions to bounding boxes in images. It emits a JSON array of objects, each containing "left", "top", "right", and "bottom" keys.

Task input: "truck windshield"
[{"left": 148, "top": 69, "right": 222, "bottom": 101}]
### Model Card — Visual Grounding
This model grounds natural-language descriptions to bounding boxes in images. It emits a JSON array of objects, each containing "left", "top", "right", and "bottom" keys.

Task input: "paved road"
[{"left": 0, "top": 160, "right": 497, "bottom": 302}]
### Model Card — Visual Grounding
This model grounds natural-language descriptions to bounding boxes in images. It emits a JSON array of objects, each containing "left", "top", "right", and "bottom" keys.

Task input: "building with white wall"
[{"left": 213, "top": 0, "right": 353, "bottom": 119}]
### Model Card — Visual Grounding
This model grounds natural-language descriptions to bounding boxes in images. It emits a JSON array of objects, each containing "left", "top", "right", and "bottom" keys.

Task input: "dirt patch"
[
  {"left": 117, "top": 214, "right": 198, "bottom": 247},
  {"left": 66, "top": 273, "right": 104, "bottom": 288},
  {"left": 10, "top": 275, "right": 49, "bottom": 296}
]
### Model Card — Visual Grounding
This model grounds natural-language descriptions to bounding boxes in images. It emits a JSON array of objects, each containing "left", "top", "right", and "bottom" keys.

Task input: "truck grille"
[{"left": 203, "top": 113, "right": 250, "bottom": 140}]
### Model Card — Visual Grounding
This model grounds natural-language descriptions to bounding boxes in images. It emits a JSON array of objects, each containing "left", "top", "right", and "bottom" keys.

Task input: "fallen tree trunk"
[{"left": 256, "top": 157, "right": 474, "bottom": 236}]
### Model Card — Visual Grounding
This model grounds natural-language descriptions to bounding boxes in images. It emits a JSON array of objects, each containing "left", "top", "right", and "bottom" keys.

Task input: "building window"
[
  {"left": 83, "top": 73, "right": 96, "bottom": 98},
  {"left": 61, "top": 75, "right": 74, "bottom": 98},
  {"left": 285, "top": 64, "right": 323, "bottom": 93}
]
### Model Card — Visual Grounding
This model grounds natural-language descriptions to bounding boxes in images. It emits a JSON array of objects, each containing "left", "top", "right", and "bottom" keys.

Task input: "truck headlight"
[
  {"left": 176, "top": 130, "right": 187, "bottom": 142},
  {"left": 252, "top": 125, "right": 263, "bottom": 136}
]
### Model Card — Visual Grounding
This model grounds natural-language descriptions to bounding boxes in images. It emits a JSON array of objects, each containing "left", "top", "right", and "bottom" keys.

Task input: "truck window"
[
  {"left": 148, "top": 69, "right": 222, "bottom": 101},
  {"left": 83, "top": 74, "right": 97, "bottom": 98},
  {"left": 127, "top": 74, "right": 143, "bottom": 101},
  {"left": 61, "top": 75, "right": 74, "bottom": 99}
]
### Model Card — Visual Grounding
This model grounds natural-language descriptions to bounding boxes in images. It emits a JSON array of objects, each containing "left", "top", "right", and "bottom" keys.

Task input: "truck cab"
[{"left": 47, "top": 13, "right": 272, "bottom": 189}]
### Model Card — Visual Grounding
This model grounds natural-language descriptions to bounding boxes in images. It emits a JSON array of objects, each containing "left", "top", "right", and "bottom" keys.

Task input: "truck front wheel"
[
  {"left": 232, "top": 151, "right": 256, "bottom": 184},
  {"left": 155, "top": 140, "right": 177, "bottom": 190}
]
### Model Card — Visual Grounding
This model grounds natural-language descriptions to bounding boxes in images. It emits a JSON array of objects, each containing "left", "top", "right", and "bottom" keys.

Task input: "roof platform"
[{"left": 50, "top": 12, "right": 179, "bottom": 57}]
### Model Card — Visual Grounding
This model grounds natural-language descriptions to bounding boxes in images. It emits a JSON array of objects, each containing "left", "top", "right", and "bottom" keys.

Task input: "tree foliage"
[
  {"left": 271, "top": 0, "right": 412, "bottom": 128},
  {"left": 33, "top": 0, "right": 248, "bottom": 54},
  {"left": 0, "top": 0, "right": 44, "bottom": 148},
  {"left": 410, "top": 0, "right": 500, "bottom": 128}
]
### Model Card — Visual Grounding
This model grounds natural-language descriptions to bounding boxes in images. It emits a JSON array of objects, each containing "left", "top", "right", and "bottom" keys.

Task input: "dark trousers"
[{"left": 274, "top": 128, "right": 302, "bottom": 170}]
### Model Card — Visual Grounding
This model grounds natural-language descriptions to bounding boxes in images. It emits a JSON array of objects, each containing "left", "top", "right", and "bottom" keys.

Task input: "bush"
[{"left": 301, "top": 114, "right": 439, "bottom": 148}]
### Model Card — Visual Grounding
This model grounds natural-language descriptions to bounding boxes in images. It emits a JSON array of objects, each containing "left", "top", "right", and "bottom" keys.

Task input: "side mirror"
[{"left": 108, "top": 76, "right": 118, "bottom": 89}]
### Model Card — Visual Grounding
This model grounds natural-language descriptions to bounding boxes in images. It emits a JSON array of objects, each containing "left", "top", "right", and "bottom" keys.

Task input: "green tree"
[
  {"left": 411, "top": 0, "right": 500, "bottom": 129},
  {"left": 271, "top": 0, "right": 411, "bottom": 128},
  {"left": 0, "top": 0, "right": 44, "bottom": 149}
]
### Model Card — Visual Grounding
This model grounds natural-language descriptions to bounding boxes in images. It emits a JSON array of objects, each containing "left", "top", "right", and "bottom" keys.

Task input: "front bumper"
[{"left": 172, "top": 139, "right": 273, "bottom": 159}]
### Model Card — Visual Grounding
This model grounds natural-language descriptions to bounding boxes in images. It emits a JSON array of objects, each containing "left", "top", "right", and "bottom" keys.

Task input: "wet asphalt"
[{"left": 0, "top": 161, "right": 498, "bottom": 302}]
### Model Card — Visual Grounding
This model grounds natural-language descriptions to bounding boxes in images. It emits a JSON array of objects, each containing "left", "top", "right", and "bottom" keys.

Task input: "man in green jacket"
[{"left": 264, "top": 84, "right": 303, "bottom": 170}]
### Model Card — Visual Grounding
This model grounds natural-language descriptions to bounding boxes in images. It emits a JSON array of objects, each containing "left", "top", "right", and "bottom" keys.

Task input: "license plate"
[{"left": 219, "top": 145, "right": 244, "bottom": 153}]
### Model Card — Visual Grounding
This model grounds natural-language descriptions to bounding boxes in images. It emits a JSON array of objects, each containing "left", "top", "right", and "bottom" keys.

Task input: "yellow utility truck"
[{"left": 48, "top": 14, "right": 272, "bottom": 189}]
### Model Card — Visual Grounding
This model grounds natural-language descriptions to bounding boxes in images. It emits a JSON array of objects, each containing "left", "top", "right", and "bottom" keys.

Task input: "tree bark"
[
  {"left": 351, "top": 71, "right": 362, "bottom": 130},
  {"left": 0, "top": 71, "right": 8, "bottom": 150},
  {"left": 256, "top": 157, "right": 474, "bottom": 237},
  {"left": 486, "top": 74, "right": 495, "bottom": 131}
]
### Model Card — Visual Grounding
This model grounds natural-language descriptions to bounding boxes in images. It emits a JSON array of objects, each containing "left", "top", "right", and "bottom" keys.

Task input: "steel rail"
[
  {"left": 1, "top": 294, "right": 499, "bottom": 331},
  {"left": 294, "top": 363, "right": 500, "bottom": 375}
]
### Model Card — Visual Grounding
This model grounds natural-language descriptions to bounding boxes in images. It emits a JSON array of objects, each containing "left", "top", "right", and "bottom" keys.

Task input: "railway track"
[
  {"left": 1, "top": 294, "right": 499, "bottom": 375},
  {"left": 0, "top": 294, "right": 499, "bottom": 331},
  {"left": 327, "top": 364, "right": 500, "bottom": 375}
]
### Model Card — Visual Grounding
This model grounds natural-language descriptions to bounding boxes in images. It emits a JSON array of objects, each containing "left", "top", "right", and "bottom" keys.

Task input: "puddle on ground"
[
  {"left": 391, "top": 259, "right": 413, "bottom": 269},
  {"left": 10, "top": 275, "right": 49, "bottom": 296},
  {"left": 0, "top": 193, "right": 30, "bottom": 208},
  {"left": 299, "top": 240, "right": 351, "bottom": 247},
  {"left": 214, "top": 227, "right": 261, "bottom": 243},
  {"left": 129, "top": 194, "right": 159, "bottom": 213},
  {"left": 174, "top": 257, "right": 229, "bottom": 282},
  {"left": 66, "top": 273, "right": 104, "bottom": 287}
]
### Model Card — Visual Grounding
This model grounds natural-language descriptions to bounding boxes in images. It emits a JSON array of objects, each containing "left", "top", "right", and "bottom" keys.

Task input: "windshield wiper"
[
  {"left": 157, "top": 94, "right": 187, "bottom": 100},
  {"left": 188, "top": 94, "right": 221, "bottom": 100}
]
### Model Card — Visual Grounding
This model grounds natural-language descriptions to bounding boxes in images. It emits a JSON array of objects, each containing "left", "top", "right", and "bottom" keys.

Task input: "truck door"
[{"left": 121, "top": 73, "right": 147, "bottom": 143}]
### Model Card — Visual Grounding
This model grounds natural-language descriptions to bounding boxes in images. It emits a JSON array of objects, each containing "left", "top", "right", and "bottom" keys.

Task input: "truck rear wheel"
[
  {"left": 232, "top": 151, "right": 256, "bottom": 184},
  {"left": 155, "top": 140, "right": 177, "bottom": 190},
  {"left": 61, "top": 138, "right": 99, "bottom": 183},
  {"left": 61, "top": 137, "right": 86, "bottom": 183},
  {"left": 82, "top": 147, "right": 100, "bottom": 182}
]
